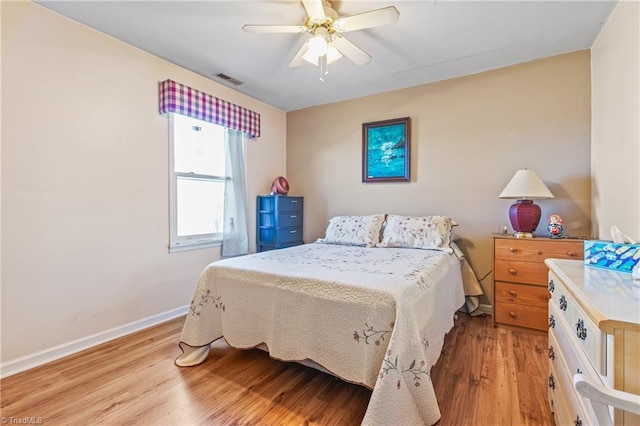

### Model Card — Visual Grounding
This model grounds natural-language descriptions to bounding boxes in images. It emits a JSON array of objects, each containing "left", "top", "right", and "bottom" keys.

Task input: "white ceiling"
[{"left": 36, "top": 0, "right": 617, "bottom": 112}]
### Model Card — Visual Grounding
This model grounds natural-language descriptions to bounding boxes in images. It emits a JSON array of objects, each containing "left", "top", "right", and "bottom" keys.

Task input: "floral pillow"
[
  {"left": 377, "top": 215, "right": 456, "bottom": 253},
  {"left": 316, "top": 214, "right": 386, "bottom": 247}
]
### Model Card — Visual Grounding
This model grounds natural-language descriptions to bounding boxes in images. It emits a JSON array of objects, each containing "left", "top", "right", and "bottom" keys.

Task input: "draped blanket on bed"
[{"left": 177, "top": 243, "right": 465, "bottom": 425}]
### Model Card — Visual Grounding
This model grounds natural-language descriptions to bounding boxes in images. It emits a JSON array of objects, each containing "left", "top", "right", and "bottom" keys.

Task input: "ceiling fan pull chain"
[{"left": 319, "top": 55, "right": 328, "bottom": 81}]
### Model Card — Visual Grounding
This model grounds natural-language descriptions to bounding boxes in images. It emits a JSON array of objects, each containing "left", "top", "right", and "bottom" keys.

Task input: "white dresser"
[{"left": 545, "top": 259, "right": 640, "bottom": 426}]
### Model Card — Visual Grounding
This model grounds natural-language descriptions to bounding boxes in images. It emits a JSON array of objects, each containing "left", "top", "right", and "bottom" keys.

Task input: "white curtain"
[{"left": 221, "top": 129, "right": 249, "bottom": 257}]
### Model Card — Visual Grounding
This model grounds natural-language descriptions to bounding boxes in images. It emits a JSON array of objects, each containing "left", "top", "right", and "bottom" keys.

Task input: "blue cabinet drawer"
[
  {"left": 258, "top": 212, "right": 302, "bottom": 228},
  {"left": 258, "top": 241, "right": 303, "bottom": 252},
  {"left": 276, "top": 196, "right": 303, "bottom": 212},
  {"left": 258, "top": 227, "right": 302, "bottom": 245},
  {"left": 278, "top": 212, "right": 302, "bottom": 227},
  {"left": 278, "top": 227, "right": 302, "bottom": 244}
]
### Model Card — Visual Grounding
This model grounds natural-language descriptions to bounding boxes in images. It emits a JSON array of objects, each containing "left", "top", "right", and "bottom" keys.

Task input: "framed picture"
[{"left": 362, "top": 117, "right": 410, "bottom": 183}]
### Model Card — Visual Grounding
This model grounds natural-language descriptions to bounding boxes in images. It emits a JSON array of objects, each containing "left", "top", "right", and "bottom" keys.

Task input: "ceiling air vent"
[{"left": 214, "top": 73, "right": 244, "bottom": 86}]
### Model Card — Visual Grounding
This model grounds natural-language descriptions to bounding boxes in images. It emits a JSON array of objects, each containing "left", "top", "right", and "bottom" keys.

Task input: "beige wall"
[
  {"left": 1, "top": 1, "right": 286, "bottom": 368},
  {"left": 287, "top": 51, "right": 593, "bottom": 305},
  {"left": 591, "top": 1, "right": 640, "bottom": 242}
]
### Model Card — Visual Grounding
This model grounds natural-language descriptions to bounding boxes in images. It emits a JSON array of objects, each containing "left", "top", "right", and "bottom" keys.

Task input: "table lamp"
[{"left": 499, "top": 169, "right": 554, "bottom": 238}]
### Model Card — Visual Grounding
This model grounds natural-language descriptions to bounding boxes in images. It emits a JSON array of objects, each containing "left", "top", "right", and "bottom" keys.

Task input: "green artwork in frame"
[{"left": 362, "top": 117, "right": 410, "bottom": 183}]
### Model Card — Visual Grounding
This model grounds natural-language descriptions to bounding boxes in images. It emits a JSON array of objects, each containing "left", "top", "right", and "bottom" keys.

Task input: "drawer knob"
[
  {"left": 548, "top": 374, "right": 555, "bottom": 390},
  {"left": 509, "top": 290, "right": 517, "bottom": 297},
  {"left": 576, "top": 319, "right": 587, "bottom": 341},
  {"left": 549, "top": 314, "right": 555, "bottom": 329},
  {"left": 574, "top": 415, "right": 582, "bottom": 426},
  {"left": 509, "top": 311, "right": 517, "bottom": 318},
  {"left": 559, "top": 295, "right": 567, "bottom": 311},
  {"left": 537, "top": 250, "right": 543, "bottom": 255},
  {"left": 289, "top": 230, "right": 297, "bottom": 234},
  {"left": 548, "top": 279, "right": 555, "bottom": 293},
  {"left": 567, "top": 251, "right": 577, "bottom": 257},
  {"left": 509, "top": 268, "right": 517, "bottom": 275},
  {"left": 290, "top": 215, "right": 297, "bottom": 218},
  {"left": 548, "top": 346, "right": 555, "bottom": 360},
  {"left": 509, "top": 247, "right": 518, "bottom": 253}
]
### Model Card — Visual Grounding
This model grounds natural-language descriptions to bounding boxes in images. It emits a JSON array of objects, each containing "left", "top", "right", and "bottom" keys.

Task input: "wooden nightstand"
[{"left": 493, "top": 235, "right": 584, "bottom": 331}]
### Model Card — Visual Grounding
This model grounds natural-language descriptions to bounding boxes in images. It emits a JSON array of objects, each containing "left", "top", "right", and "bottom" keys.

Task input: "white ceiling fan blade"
[
  {"left": 333, "top": 6, "right": 400, "bottom": 33},
  {"left": 330, "top": 35, "right": 371, "bottom": 66},
  {"left": 302, "top": 0, "right": 326, "bottom": 22},
  {"left": 243, "top": 25, "right": 307, "bottom": 34},
  {"left": 289, "top": 40, "right": 311, "bottom": 68}
]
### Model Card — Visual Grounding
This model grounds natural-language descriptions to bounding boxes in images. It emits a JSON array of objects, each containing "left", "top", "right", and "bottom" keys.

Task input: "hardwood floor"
[{"left": 0, "top": 314, "right": 552, "bottom": 425}]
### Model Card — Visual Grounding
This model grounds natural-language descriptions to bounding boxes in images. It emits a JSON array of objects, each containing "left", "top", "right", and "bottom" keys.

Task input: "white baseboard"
[
  {"left": 479, "top": 304, "right": 492, "bottom": 315},
  {"left": 0, "top": 305, "right": 189, "bottom": 379}
]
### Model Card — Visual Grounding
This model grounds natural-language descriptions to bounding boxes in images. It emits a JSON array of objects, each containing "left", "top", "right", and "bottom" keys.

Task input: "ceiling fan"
[{"left": 243, "top": 0, "right": 399, "bottom": 80}]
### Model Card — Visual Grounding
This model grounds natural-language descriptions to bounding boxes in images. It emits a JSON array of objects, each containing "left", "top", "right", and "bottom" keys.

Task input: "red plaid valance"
[{"left": 159, "top": 79, "right": 260, "bottom": 138}]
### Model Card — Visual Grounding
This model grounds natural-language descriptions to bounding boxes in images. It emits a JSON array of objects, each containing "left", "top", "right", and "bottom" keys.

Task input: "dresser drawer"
[
  {"left": 548, "top": 352, "right": 591, "bottom": 426},
  {"left": 275, "top": 196, "right": 303, "bottom": 212},
  {"left": 495, "top": 282, "right": 550, "bottom": 308},
  {"left": 548, "top": 275, "right": 606, "bottom": 375},
  {"left": 548, "top": 361, "right": 572, "bottom": 426},
  {"left": 495, "top": 259, "right": 549, "bottom": 285},
  {"left": 277, "top": 212, "right": 302, "bottom": 228},
  {"left": 277, "top": 227, "right": 303, "bottom": 244},
  {"left": 549, "top": 317, "right": 601, "bottom": 423},
  {"left": 495, "top": 238, "right": 583, "bottom": 261},
  {"left": 258, "top": 211, "right": 303, "bottom": 228},
  {"left": 495, "top": 301, "right": 548, "bottom": 331},
  {"left": 259, "top": 227, "right": 303, "bottom": 245}
]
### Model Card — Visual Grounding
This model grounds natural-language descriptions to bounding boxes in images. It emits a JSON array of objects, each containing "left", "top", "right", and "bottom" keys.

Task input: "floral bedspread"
[{"left": 177, "top": 243, "right": 465, "bottom": 425}]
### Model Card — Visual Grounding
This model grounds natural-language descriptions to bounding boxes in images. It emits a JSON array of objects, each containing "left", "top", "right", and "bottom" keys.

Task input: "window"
[{"left": 169, "top": 113, "right": 226, "bottom": 252}]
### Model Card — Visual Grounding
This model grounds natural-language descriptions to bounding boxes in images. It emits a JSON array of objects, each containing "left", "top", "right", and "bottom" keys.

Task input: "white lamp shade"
[
  {"left": 307, "top": 35, "right": 327, "bottom": 57},
  {"left": 303, "top": 45, "right": 342, "bottom": 66},
  {"left": 499, "top": 169, "right": 554, "bottom": 200}
]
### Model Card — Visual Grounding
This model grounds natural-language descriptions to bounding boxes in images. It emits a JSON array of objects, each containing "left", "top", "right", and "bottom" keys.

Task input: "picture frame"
[{"left": 362, "top": 117, "right": 410, "bottom": 183}]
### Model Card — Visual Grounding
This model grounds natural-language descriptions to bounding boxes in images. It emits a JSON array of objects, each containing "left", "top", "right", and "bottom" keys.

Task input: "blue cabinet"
[{"left": 256, "top": 195, "right": 303, "bottom": 252}]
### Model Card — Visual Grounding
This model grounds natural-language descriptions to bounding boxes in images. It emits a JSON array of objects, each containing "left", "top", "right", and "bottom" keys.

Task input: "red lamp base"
[{"left": 508, "top": 199, "right": 541, "bottom": 238}]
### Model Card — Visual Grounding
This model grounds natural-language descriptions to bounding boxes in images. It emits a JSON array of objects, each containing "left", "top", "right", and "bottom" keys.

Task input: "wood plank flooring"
[{"left": 0, "top": 314, "right": 552, "bottom": 425}]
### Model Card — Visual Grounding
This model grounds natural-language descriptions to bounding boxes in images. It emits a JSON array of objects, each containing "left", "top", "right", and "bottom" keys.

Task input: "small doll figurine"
[{"left": 547, "top": 214, "right": 564, "bottom": 239}]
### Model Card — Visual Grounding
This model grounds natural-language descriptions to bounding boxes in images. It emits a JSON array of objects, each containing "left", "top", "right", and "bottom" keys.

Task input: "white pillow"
[
  {"left": 377, "top": 215, "right": 455, "bottom": 253},
  {"left": 316, "top": 214, "right": 386, "bottom": 247}
]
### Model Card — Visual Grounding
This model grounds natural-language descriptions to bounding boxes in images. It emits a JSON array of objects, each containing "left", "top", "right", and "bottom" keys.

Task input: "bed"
[{"left": 176, "top": 214, "right": 469, "bottom": 425}]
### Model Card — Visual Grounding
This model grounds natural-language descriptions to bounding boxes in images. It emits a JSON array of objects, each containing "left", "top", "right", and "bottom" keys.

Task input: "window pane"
[
  {"left": 176, "top": 178, "right": 224, "bottom": 237},
  {"left": 173, "top": 114, "right": 225, "bottom": 176}
]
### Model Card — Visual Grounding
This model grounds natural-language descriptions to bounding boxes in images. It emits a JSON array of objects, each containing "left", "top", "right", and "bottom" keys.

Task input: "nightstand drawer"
[
  {"left": 495, "top": 282, "right": 550, "bottom": 308},
  {"left": 495, "top": 302, "right": 548, "bottom": 330},
  {"left": 495, "top": 238, "right": 583, "bottom": 261},
  {"left": 494, "top": 259, "right": 549, "bottom": 285}
]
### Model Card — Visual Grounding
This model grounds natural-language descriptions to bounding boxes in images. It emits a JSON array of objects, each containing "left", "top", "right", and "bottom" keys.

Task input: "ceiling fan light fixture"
[
  {"left": 308, "top": 35, "right": 327, "bottom": 56},
  {"left": 303, "top": 33, "right": 330, "bottom": 65},
  {"left": 302, "top": 43, "right": 341, "bottom": 66},
  {"left": 302, "top": 47, "right": 320, "bottom": 65}
]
